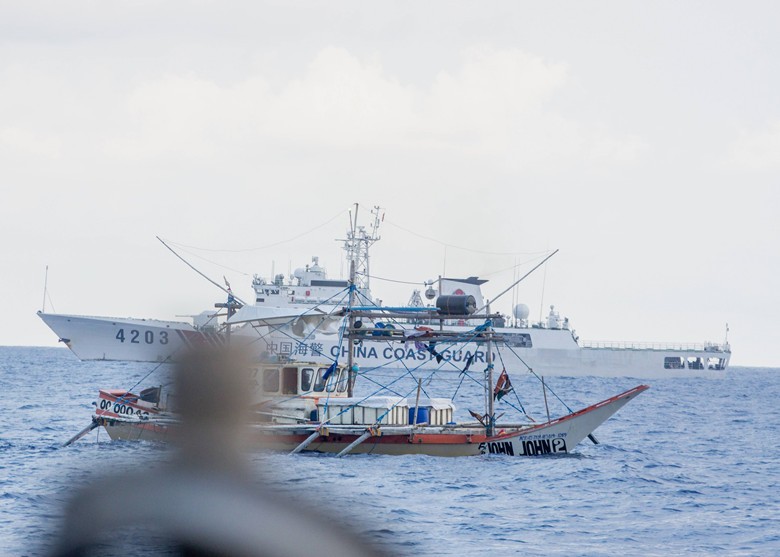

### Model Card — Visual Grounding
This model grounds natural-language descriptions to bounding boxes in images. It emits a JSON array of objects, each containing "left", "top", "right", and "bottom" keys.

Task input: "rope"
[
  {"left": 495, "top": 346, "right": 529, "bottom": 417},
  {"left": 503, "top": 343, "right": 576, "bottom": 415},
  {"left": 384, "top": 220, "right": 551, "bottom": 256},
  {"left": 163, "top": 208, "right": 348, "bottom": 253}
]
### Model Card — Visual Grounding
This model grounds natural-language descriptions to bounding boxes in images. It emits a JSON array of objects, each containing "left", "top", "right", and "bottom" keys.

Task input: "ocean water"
[{"left": 1, "top": 346, "right": 779, "bottom": 556}]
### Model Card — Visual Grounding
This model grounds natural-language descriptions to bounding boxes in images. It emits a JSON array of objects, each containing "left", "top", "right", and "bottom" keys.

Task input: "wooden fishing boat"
[{"left": 81, "top": 358, "right": 648, "bottom": 457}]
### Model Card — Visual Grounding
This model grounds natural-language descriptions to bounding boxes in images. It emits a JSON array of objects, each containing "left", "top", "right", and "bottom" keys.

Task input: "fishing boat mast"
[
  {"left": 342, "top": 204, "right": 383, "bottom": 397},
  {"left": 347, "top": 256, "right": 357, "bottom": 397},
  {"left": 485, "top": 302, "right": 495, "bottom": 437}
]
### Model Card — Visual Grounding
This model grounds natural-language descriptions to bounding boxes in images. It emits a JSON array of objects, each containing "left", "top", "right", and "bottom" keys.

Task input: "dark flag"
[
  {"left": 493, "top": 369, "right": 513, "bottom": 401},
  {"left": 468, "top": 409, "right": 487, "bottom": 426},
  {"left": 426, "top": 342, "right": 444, "bottom": 364},
  {"left": 322, "top": 361, "right": 338, "bottom": 381},
  {"left": 461, "top": 354, "right": 474, "bottom": 375}
]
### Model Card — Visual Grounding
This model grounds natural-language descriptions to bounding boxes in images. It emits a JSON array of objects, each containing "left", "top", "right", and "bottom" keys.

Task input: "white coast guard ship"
[
  {"left": 38, "top": 267, "right": 731, "bottom": 378},
  {"left": 37, "top": 206, "right": 731, "bottom": 378}
]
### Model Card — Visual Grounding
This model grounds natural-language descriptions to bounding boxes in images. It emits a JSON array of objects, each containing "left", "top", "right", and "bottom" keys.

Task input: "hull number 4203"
[{"left": 115, "top": 329, "right": 169, "bottom": 345}]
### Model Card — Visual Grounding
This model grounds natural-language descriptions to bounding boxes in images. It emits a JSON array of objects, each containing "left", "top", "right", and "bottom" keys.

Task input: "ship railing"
[{"left": 581, "top": 340, "right": 730, "bottom": 352}]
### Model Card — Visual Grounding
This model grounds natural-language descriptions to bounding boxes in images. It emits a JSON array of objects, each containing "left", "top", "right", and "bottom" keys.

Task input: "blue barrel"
[{"left": 409, "top": 406, "right": 429, "bottom": 424}]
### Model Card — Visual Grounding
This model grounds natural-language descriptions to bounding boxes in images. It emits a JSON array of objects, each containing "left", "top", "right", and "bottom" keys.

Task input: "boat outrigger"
[
  {"left": 61, "top": 206, "right": 650, "bottom": 455},
  {"left": 72, "top": 304, "right": 649, "bottom": 457}
]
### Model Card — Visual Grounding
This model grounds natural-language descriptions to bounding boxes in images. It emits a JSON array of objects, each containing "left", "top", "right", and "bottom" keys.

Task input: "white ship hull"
[
  {"left": 38, "top": 312, "right": 224, "bottom": 362},
  {"left": 39, "top": 312, "right": 731, "bottom": 378}
]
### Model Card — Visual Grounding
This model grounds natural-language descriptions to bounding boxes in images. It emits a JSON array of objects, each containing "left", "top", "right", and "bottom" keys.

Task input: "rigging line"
[
  {"left": 347, "top": 291, "right": 494, "bottom": 400},
  {"left": 241, "top": 286, "right": 353, "bottom": 362},
  {"left": 45, "top": 290, "right": 57, "bottom": 314},
  {"left": 320, "top": 356, "right": 434, "bottom": 424},
  {"left": 372, "top": 366, "right": 442, "bottom": 425},
  {"left": 157, "top": 237, "right": 249, "bottom": 306},
  {"left": 452, "top": 366, "right": 493, "bottom": 409},
  {"left": 502, "top": 343, "right": 575, "bottom": 414},
  {"left": 163, "top": 208, "right": 349, "bottom": 253},
  {"left": 350, "top": 287, "right": 433, "bottom": 391},
  {"left": 475, "top": 249, "right": 559, "bottom": 314},
  {"left": 357, "top": 337, "right": 434, "bottom": 399},
  {"left": 360, "top": 250, "right": 551, "bottom": 293},
  {"left": 352, "top": 368, "right": 407, "bottom": 399},
  {"left": 358, "top": 273, "right": 423, "bottom": 286},
  {"left": 110, "top": 356, "right": 175, "bottom": 410},
  {"left": 495, "top": 346, "right": 529, "bottom": 417},
  {"left": 478, "top": 253, "right": 554, "bottom": 279},
  {"left": 384, "top": 220, "right": 551, "bottom": 256},
  {"left": 351, "top": 330, "right": 458, "bottom": 401},
  {"left": 164, "top": 243, "right": 251, "bottom": 277},
  {"left": 41, "top": 265, "right": 48, "bottom": 313},
  {"left": 108, "top": 313, "right": 232, "bottom": 409},
  {"left": 496, "top": 398, "right": 528, "bottom": 419},
  {"left": 110, "top": 308, "right": 240, "bottom": 410},
  {"left": 353, "top": 360, "right": 425, "bottom": 398},
  {"left": 451, "top": 370, "right": 468, "bottom": 399}
]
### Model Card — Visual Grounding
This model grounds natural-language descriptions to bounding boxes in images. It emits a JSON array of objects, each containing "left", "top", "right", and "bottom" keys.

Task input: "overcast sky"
[{"left": 2, "top": 1, "right": 778, "bottom": 366}]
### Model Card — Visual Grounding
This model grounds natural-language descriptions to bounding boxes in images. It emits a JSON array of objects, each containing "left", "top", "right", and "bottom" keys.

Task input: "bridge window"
[
  {"left": 664, "top": 357, "right": 684, "bottom": 369},
  {"left": 301, "top": 368, "right": 314, "bottom": 392},
  {"left": 313, "top": 368, "right": 327, "bottom": 392},
  {"left": 337, "top": 368, "right": 348, "bottom": 392},
  {"left": 687, "top": 357, "right": 704, "bottom": 370},
  {"left": 708, "top": 357, "right": 726, "bottom": 370},
  {"left": 504, "top": 333, "right": 532, "bottom": 348},
  {"left": 262, "top": 368, "right": 280, "bottom": 393},
  {"left": 326, "top": 368, "right": 338, "bottom": 392},
  {"left": 282, "top": 367, "right": 298, "bottom": 395}
]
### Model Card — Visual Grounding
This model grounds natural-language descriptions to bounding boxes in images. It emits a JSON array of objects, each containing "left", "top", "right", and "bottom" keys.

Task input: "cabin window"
[
  {"left": 337, "top": 368, "right": 348, "bottom": 392},
  {"left": 664, "top": 357, "right": 684, "bottom": 370},
  {"left": 504, "top": 333, "right": 532, "bottom": 348},
  {"left": 326, "top": 367, "right": 339, "bottom": 392},
  {"left": 687, "top": 357, "right": 704, "bottom": 370},
  {"left": 262, "top": 368, "right": 280, "bottom": 393},
  {"left": 708, "top": 357, "right": 726, "bottom": 370},
  {"left": 301, "top": 368, "right": 314, "bottom": 392},
  {"left": 282, "top": 367, "right": 298, "bottom": 395},
  {"left": 313, "top": 368, "right": 326, "bottom": 392}
]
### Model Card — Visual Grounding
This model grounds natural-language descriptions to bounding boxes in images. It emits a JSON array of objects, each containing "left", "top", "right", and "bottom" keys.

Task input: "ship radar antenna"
[{"left": 339, "top": 203, "right": 383, "bottom": 303}]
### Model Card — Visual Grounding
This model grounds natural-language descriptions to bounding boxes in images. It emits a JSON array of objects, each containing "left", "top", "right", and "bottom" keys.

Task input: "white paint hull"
[
  {"left": 39, "top": 311, "right": 730, "bottom": 378},
  {"left": 38, "top": 312, "right": 223, "bottom": 362}
]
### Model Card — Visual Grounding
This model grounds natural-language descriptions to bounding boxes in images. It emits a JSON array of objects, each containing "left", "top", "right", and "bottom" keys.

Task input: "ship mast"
[{"left": 341, "top": 204, "right": 382, "bottom": 303}]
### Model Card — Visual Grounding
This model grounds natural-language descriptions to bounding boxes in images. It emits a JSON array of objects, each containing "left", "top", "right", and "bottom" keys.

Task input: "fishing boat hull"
[
  {"left": 95, "top": 385, "right": 649, "bottom": 456},
  {"left": 92, "top": 388, "right": 174, "bottom": 442}
]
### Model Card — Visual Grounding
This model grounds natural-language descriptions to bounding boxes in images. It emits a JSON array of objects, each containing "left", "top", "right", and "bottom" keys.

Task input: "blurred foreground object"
[{"left": 51, "top": 346, "right": 381, "bottom": 557}]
